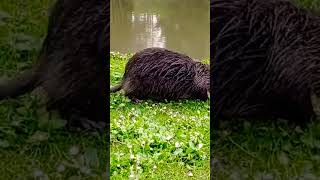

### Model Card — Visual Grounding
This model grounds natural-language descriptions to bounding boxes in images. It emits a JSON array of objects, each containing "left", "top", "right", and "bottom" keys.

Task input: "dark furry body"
[
  {"left": 0, "top": 0, "right": 109, "bottom": 129},
  {"left": 211, "top": 0, "right": 320, "bottom": 125},
  {"left": 111, "top": 48, "right": 209, "bottom": 101}
]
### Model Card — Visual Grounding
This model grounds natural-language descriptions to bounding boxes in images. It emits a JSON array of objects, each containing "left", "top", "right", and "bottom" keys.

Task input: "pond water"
[{"left": 110, "top": 0, "right": 210, "bottom": 60}]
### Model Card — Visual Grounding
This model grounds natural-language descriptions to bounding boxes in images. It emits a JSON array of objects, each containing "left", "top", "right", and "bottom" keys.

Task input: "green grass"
[
  {"left": 213, "top": 120, "right": 320, "bottom": 179},
  {"left": 293, "top": 0, "right": 320, "bottom": 11},
  {"left": 213, "top": 1, "right": 320, "bottom": 179},
  {"left": 110, "top": 52, "right": 210, "bottom": 179},
  {"left": 0, "top": 1, "right": 107, "bottom": 179}
]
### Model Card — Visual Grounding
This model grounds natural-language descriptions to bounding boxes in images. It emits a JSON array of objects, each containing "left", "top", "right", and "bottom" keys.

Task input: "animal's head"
[{"left": 194, "top": 63, "right": 210, "bottom": 96}]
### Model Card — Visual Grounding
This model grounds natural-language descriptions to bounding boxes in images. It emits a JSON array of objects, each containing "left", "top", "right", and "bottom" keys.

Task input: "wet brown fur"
[
  {"left": 0, "top": 0, "right": 109, "bottom": 130},
  {"left": 111, "top": 48, "right": 210, "bottom": 101},
  {"left": 211, "top": 0, "right": 320, "bottom": 125}
]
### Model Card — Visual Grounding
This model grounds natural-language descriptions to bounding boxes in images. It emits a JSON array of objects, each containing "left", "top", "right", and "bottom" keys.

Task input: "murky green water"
[{"left": 110, "top": 0, "right": 210, "bottom": 59}]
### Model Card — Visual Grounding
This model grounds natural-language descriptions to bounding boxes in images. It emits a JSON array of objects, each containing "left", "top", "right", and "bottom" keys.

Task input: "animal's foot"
[
  {"left": 131, "top": 98, "right": 143, "bottom": 103},
  {"left": 311, "top": 92, "right": 320, "bottom": 121},
  {"left": 67, "top": 114, "right": 106, "bottom": 133}
]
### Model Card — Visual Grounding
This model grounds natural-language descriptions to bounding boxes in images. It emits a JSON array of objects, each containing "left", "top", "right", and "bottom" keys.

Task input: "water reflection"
[{"left": 110, "top": 0, "right": 209, "bottom": 59}]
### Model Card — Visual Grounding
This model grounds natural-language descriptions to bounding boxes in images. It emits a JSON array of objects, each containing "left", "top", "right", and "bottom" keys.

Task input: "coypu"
[
  {"left": 111, "top": 47, "right": 210, "bottom": 102},
  {"left": 0, "top": 0, "right": 109, "bottom": 130},
  {"left": 211, "top": 0, "right": 320, "bottom": 126}
]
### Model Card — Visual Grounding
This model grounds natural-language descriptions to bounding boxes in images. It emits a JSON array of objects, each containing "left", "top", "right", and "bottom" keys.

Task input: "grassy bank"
[
  {"left": 110, "top": 52, "right": 210, "bottom": 179},
  {"left": 0, "top": 1, "right": 107, "bottom": 179}
]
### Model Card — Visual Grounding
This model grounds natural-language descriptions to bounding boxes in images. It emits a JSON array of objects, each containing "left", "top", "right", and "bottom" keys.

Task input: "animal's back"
[{"left": 121, "top": 48, "right": 208, "bottom": 101}]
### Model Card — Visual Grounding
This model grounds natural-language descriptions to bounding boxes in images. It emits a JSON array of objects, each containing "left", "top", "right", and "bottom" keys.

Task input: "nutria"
[
  {"left": 0, "top": 0, "right": 109, "bottom": 130},
  {"left": 210, "top": 0, "right": 320, "bottom": 126},
  {"left": 111, "top": 47, "right": 210, "bottom": 102}
]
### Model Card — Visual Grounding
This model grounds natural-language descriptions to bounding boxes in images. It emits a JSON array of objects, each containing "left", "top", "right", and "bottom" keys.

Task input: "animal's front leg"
[
  {"left": 61, "top": 109, "right": 106, "bottom": 133},
  {"left": 130, "top": 97, "right": 143, "bottom": 104}
]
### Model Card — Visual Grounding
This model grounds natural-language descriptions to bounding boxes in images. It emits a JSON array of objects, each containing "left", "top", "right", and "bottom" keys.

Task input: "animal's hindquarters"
[{"left": 0, "top": 68, "right": 40, "bottom": 100}]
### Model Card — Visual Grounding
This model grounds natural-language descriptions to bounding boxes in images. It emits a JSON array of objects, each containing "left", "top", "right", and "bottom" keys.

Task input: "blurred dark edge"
[
  {"left": 106, "top": 0, "right": 111, "bottom": 179},
  {"left": 0, "top": 0, "right": 111, "bottom": 178}
]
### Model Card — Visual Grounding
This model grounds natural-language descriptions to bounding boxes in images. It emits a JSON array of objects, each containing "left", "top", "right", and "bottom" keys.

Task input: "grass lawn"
[
  {"left": 0, "top": 0, "right": 107, "bottom": 179},
  {"left": 110, "top": 52, "right": 210, "bottom": 179},
  {"left": 213, "top": 120, "right": 320, "bottom": 179},
  {"left": 213, "top": 0, "right": 320, "bottom": 179}
]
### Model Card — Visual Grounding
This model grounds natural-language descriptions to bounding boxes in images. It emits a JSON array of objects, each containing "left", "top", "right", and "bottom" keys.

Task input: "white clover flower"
[
  {"left": 130, "top": 154, "right": 135, "bottom": 159},
  {"left": 187, "top": 171, "right": 193, "bottom": 177},
  {"left": 165, "top": 135, "right": 173, "bottom": 140},
  {"left": 56, "top": 164, "right": 65, "bottom": 173},
  {"left": 129, "top": 173, "right": 135, "bottom": 179},
  {"left": 33, "top": 169, "right": 44, "bottom": 177},
  {"left": 175, "top": 142, "right": 181, "bottom": 148}
]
